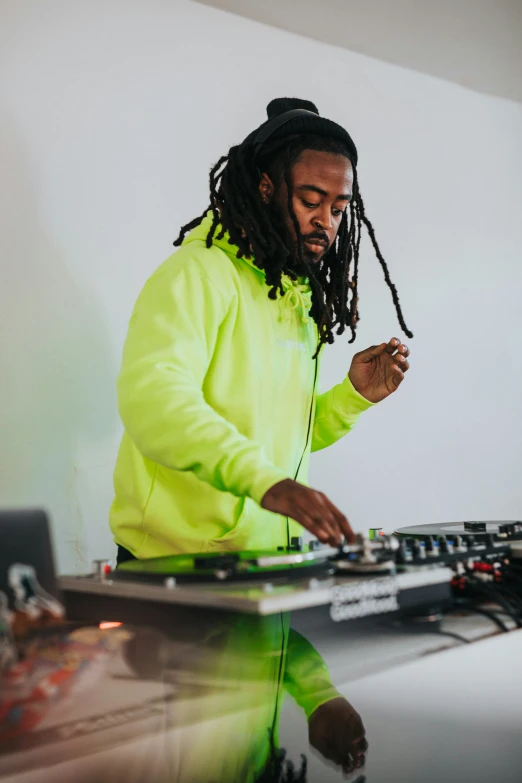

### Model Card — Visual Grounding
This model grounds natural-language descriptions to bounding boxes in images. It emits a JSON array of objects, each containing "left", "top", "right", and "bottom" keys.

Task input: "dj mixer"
[{"left": 59, "top": 520, "right": 522, "bottom": 627}]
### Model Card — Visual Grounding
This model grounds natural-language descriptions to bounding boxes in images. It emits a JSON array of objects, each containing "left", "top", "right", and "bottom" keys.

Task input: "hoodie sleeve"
[
  {"left": 311, "top": 375, "right": 376, "bottom": 453},
  {"left": 283, "top": 629, "right": 342, "bottom": 719},
  {"left": 117, "top": 257, "right": 288, "bottom": 504}
]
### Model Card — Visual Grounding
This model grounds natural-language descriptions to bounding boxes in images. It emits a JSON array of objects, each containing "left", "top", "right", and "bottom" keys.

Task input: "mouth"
[{"left": 304, "top": 238, "right": 328, "bottom": 254}]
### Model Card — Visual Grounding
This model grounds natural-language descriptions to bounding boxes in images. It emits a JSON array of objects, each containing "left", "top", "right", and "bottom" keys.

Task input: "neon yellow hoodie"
[{"left": 110, "top": 214, "right": 374, "bottom": 557}]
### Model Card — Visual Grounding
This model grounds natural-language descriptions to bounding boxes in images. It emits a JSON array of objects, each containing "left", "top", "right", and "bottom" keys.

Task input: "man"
[
  {"left": 109, "top": 98, "right": 413, "bottom": 778},
  {"left": 111, "top": 97, "right": 412, "bottom": 561}
]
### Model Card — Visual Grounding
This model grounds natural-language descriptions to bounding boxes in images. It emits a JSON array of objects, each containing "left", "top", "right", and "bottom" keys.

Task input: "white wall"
[
  {"left": 199, "top": 0, "right": 522, "bottom": 104},
  {"left": 1, "top": 0, "right": 521, "bottom": 573}
]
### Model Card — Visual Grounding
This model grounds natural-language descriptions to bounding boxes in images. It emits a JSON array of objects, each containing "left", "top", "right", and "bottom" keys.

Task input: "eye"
[
  {"left": 332, "top": 208, "right": 343, "bottom": 217},
  {"left": 302, "top": 200, "right": 318, "bottom": 209}
]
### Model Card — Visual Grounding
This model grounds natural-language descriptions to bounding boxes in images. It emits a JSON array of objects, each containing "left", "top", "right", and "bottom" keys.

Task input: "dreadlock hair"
[{"left": 174, "top": 112, "right": 413, "bottom": 358}]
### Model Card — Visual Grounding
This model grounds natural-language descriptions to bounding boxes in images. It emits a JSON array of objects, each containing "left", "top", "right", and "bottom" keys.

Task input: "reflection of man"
[
  {"left": 110, "top": 97, "right": 412, "bottom": 776},
  {"left": 154, "top": 612, "right": 367, "bottom": 781}
]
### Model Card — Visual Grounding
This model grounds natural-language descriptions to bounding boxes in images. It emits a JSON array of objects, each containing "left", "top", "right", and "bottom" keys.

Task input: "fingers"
[
  {"left": 292, "top": 492, "right": 352, "bottom": 547},
  {"left": 343, "top": 756, "right": 366, "bottom": 775},
  {"left": 384, "top": 337, "right": 400, "bottom": 354},
  {"left": 342, "top": 759, "right": 365, "bottom": 776},
  {"left": 351, "top": 737, "right": 368, "bottom": 769},
  {"left": 262, "top": 480, "right": 354, "bottom": 548},
  {"left": 385, "top": 337, "right": 410, "bottom": 359},
  {"left": 289, "top": 493, "right": 340, "bottom": 545},
  {"left": 339, "top": 746, "right": 367, "bottom": 774},
  {"left": 301, "top": 512, "right": 339, "bottom": 546},
  {"left": 323, "top": 495, "right": 355, "bottom": 544},
  {"left": 311, "top": 492, "right": 353, "bottom": 546},
  {"left": 309, "top": 700, "right": 368, "bottom": 774},
  {"left": 341, "top": 734, "right": 368, "bottom": 773},
  {"left": 391, "top": 366, "right": 405, "bottom": 388},
  {"left": 356, "top": 343, "right": 387, "bottom": 362},
  {"left": 394, "top": 353, "right": 410, "bottom": 373},
  {"left": 308, "top": 510, "right": 342, "bottom": 547},
  {"left": 386, "top": 337, "right": 409, "bottom": 386}
]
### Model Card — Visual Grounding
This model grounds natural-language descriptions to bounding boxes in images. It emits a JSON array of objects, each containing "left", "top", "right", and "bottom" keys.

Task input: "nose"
[{"left": 313, "top": 206, "right": 332, "bottom": 232}]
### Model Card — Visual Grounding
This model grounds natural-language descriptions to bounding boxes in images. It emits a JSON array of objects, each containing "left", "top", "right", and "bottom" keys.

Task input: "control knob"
[{"left": 464, "top": 522, "right": 487, "bottom": 533}]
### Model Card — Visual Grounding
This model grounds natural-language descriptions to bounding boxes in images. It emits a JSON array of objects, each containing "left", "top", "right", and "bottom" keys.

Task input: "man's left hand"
[
  {"left": 349, "top": 337, "right": 410, "bottom": 403},
  {"left": 309, "top": 696, "right": 368, "bottom": 774}
]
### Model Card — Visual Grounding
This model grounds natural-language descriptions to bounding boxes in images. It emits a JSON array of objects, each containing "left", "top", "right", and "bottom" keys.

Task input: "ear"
[{"left": 258, "top": 172, "right": 275, "bottom": 204}]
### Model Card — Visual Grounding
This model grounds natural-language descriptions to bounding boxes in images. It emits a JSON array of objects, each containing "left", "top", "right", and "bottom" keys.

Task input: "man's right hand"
[{"left": 261, "top": 479, "right": 355, "bottom": 546}]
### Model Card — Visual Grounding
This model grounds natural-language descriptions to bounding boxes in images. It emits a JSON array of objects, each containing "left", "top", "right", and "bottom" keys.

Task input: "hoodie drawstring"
[{"left": 279, "top": 276, "right": 312, "bottom": 324}]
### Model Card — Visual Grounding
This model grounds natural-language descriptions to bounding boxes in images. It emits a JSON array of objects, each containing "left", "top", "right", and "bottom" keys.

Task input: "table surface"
[
  {"left": 280, "top": 628, "right": 522, "bottom": 783},
  {"left": 1, "top": 611, "right": 520, "bottom": 783}
]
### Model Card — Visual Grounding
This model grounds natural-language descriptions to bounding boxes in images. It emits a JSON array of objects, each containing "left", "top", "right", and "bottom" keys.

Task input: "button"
[
  {"left": 369, "top": 528, "right": 383, "bottom": 540},
  {"left": 499, "top": 524, "right": 515, "bottom": 537},
  {"left": 438, "top": 537, "right": 453, "bottom": 554},
  {"left": 397, "top": 539, "right": 413, "bottom": 563},
  {"left": 424, "top": 536, "right": 439, "bottom": 556},
  {"left": 454, "top": 535, "right": 467, "bottom": 551},
  {"left": 464, "top": 521, "right": 487, "bottom": 532}
]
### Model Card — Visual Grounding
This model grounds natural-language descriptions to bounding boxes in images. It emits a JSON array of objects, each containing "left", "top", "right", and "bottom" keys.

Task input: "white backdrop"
[{"left": 1, "top": 0, "right": 521, "bottom": 573}]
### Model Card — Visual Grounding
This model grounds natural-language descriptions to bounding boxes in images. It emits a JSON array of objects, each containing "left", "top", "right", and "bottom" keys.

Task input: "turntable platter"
[
  {"left": 113, "top": 548, "right": 336, "bottom": 584},
  {"left": 395, "top": 520, "right": 522, "bottom": 539}
]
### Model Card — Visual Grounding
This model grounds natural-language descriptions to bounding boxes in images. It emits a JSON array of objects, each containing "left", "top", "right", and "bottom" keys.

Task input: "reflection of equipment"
[
  {"left": 60, "top": 519, "right": 522, "bottom": 628},
  {"left": 0, "top": 510, "right": 64, "bottom": 646},
  {"left": 0, "top": 510, "right": 61, "bottom": 608}
]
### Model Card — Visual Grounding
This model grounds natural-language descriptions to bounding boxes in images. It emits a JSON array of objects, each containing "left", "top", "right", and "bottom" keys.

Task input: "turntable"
[
  {"left": 58, "top": 518, "right": 522, "bottom": 630},
  {"left": 113, "top": 542, "right": 337, "bottom": 584},
  {"left": 396, "top": 519, "right": 522, "bottom": 541},
  {"left": 394, "top": 519, "right": 522, "bottom": 564},
  {"left": 59, "top": 533, "right": 454, "bottom": 628}
]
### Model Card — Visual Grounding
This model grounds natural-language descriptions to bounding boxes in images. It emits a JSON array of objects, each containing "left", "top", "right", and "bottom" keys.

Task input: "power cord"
[
  {"left": 464, "top": 578, "right": 522, "bottom": 628},
  {"left": 383, "top": 617, "right": 471, "bottom": 646},
  {"left": 452, "top": 602, "right": 510, "bottom": 634}
]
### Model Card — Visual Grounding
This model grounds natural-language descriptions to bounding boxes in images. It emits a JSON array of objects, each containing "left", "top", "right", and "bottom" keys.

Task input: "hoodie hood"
[{"left": 182, "top": 212, "right": 312, "bottom": 324}]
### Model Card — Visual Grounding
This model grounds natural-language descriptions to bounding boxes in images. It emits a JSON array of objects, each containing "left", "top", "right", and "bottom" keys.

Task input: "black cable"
[
  {"left": 286, "top": 355, "right": 319, "bottom": 549},
  {"left": 489, "top": 610, "right": 521, "bottom": 623},
  {"left": 464, "top": 580, "right": 522, "bottom": 627},
  {"left": 469, "top": 576, "right": 522, "bottom": 616},
  {"left": 260, "top": 612, "right": 289, "bottom": 782},
  {"left": 432, "top": 629, "right": 471, "bottom": 645},
  {"left": 467, "top": 561, "right": 522, "bottom": 617},
  {"left": 505, "top": 561, "right": 522, "bottom": 570},
  {"left": 383, "top": 617, "right": 470, "bottom": 645},
  {"left": 452, "top": 602, "right": 510, "bottom": 633},
  {"left": 503, "top": 571, "right": 522, "bottom": 592},
  {"left": 491, "top": 582, "right": 522, "bottom": 614}
]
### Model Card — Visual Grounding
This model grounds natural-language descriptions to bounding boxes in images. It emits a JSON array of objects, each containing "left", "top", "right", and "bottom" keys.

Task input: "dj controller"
[{"left": 60, "top": 520, "right": 522, "bottom": 628}]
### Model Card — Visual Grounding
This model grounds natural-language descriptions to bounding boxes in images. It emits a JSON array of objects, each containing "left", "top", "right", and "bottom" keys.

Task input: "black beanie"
[{"left": 243, "top": 97, "right": 358, "bottom": 167}]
